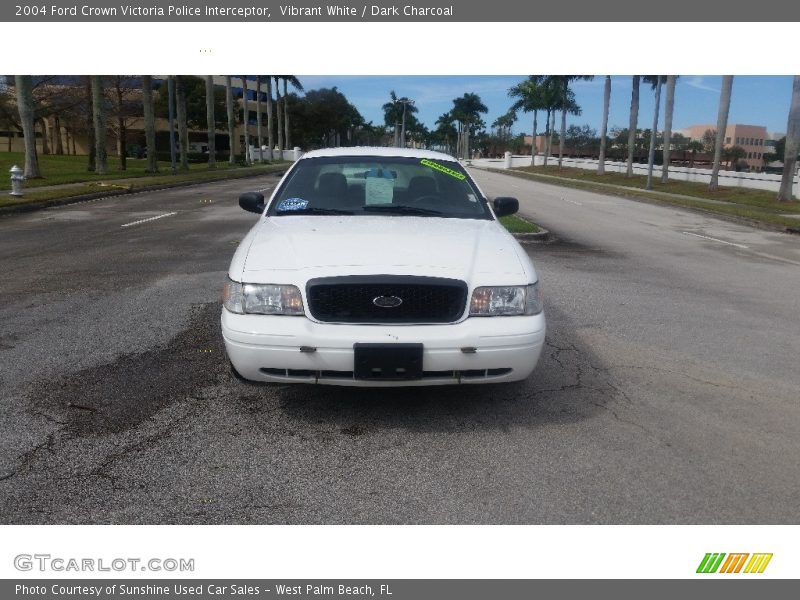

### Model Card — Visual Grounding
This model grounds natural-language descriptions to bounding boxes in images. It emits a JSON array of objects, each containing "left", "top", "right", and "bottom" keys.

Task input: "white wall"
[
  {"left": 469, "top": 155, "right": 799, "bottom": 195},
  {"left": 248, "top": 146, "right": 302, "bottom": 162}
]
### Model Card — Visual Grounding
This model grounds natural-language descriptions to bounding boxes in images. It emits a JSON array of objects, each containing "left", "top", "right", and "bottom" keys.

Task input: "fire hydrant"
[{"left": 9, "top": 165, "right": 24, "bottom": 196}]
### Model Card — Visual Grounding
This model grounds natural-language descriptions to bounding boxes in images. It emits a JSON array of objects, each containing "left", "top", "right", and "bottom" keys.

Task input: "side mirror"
[
  {"left": 239, "top": 192, "right": 265, "bottom": 214},
  {"left": 493, "top": 196, "right": 519, "bottom": 217}
]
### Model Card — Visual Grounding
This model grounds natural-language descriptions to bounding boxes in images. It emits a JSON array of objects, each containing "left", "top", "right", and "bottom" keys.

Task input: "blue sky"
[{"left": 297, "top": 75, "right": 794, "bottom": 136}]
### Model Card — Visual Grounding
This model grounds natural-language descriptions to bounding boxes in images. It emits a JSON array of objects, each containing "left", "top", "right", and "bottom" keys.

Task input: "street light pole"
[{"left": 398, "top": 98, "right": 414, "bottom": 148}]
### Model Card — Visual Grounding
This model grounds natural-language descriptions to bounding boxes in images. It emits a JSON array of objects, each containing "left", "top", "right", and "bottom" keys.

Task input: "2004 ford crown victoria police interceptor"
[{"left": 222, "top": 147, "right": 545, "bottom": 386}]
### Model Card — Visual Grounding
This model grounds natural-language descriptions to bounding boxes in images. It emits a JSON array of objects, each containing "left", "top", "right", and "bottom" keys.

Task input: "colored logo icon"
[{"left": 696, "top": 553, "right": 773, "bottom": 573}]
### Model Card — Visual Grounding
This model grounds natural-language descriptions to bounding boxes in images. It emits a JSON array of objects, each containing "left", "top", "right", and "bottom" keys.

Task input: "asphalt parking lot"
[{"left": 0, "top": 170, "right": 798, "bottom": 524}]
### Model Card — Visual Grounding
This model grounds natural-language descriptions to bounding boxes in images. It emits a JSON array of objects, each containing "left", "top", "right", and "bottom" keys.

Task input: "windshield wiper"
[
  {"left": 362, "top": 204, "right": 442, "bottom": 216},
  {"left": 276, "top": 207, "right": 354, "bottom": 215}
]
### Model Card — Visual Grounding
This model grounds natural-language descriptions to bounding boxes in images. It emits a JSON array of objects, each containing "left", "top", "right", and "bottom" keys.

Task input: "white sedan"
[{"left": 222, "top": 147, "right": 545, "bottom": 386}]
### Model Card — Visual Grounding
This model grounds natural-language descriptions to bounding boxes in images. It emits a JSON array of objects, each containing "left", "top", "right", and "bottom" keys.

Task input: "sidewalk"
[
  {"left": 469, "top": 164, "right": 800, "bottom": 230},
  {"left": 1, "top": 162, "right": 288, "bottom": 214}
]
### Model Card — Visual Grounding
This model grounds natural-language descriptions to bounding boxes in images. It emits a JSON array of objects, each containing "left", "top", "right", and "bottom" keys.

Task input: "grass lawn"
[
  {"left": 499, "top": 214, "right": 540, "bottom": 234},
  {"left": 0, "top": 152, "right": 284, "bottom": 191},
  {"left": 503, "top": 165, "right": 800, "bottom": 230}
]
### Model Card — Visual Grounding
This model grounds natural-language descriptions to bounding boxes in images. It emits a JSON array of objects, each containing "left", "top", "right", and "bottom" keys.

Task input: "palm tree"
[
  {"left": 274, "top": 76, "right": 284, "bottom": 152},
  {"left": 205, "top": 75, "right": 216, "bottom": 169},
  {"left": 382, "top": 90, "right": 401, "bottom": 147},
  {"left": 777, "top": 75, "right": 800, "bottom": 202},
  {"left": 508, "top": 76, "right": 545, "bottom": 166},
  {"left": 14, "top": 75, "right": 41, "bottom": 178},
  {"left": 434, "top": 112, "right": 456, "bottom": 155},
  {"left": 84, "top": 77, "right": 95, "bottom": 171},
  {"left": 225, "top": 76, "right": 235, "bottom": 165},
  {"left": 687, "top": 140, "right": 704, "bottom": 168},
  {"left": 644, "top": 76, "right": 665, "bottom": 190},
  {"left": 536, "top": 77, "right": 564, "bottom": 167},
  {"left": 281, "top": 76, "right": 303, "bottom": 149},
  {"left": 709, "top": 76, "right": 734, "bottom": 192},
  {"left": 451, "top": 93, "right": 488, "bottom": 160},
  {"left": 255, "top": 75, "right": 263, "bottom": 163},
  {"left": 142, "top": 75, "right": 158, "bottom": 173},
  {"left": 598, "top": 75, "right": 611, "bottom": 174},
  {"left": 661, "top": 75, "right": 677, "bottom": 182},
  {"left": 557, "top": 76, "right": 592, "bottom": 168},
  {"left": 176, "top": 77, "right": 189, "bottom": 171},
  {"left": 241, "top": 76, "right": 250, "bottom": 165},
  {"left": 264, "top": 76, "right": 274, "bottom": 160},
  {"left": 626, "top": 75, "right": 641, "bottom": 177},
  {"left": 90, "top": 76, "right": 107, "bottom": 175}
]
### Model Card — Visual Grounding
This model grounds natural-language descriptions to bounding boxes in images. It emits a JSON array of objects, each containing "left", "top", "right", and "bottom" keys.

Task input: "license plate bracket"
[{"left": 353, "top": 343, "right": 424, "bottom": 381}]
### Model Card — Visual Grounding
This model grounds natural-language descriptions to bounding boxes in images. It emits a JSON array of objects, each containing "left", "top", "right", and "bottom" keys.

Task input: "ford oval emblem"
[{"left": 373, "top": 295, "right": 403, "bottom": 308}]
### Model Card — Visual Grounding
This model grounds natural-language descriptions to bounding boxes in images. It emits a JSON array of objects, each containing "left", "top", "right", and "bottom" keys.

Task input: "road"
[{"left": 0, "top": 169, "right": 798, "bottom": 524}]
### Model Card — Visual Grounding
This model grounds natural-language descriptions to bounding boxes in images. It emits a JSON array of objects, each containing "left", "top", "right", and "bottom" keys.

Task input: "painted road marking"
[
  {"left": 562, "top": 197, "right": 583, "bottom": 206},
  {"left": 682, "top": 231, "right": 748, "bottom": 249},
  {"left": 120, "top": 212, "right": 177, "bottom": 228}
]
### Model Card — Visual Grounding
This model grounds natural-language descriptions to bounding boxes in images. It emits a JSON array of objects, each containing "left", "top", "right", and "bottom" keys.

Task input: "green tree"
[
  {"left": 90, "top": 75, "right": 107, "bottom": 175},
  {"left": 434, "top": 112, "right": 457, "bottom": 155},
  {"left": 264, "top": 76, "right": 274, "bottom": 159},
  {"left": 723, "top": 145, "right": 747, "bottom": 169},
  {"left": 710, "top": 76, "right": 734, "bottom": 191},
  {"left": 13, "top": 75, "right": 41, "bottom": 178},
  {"left": 205, "top": 75, "right": 216, "bottom": 169},
  {"left": 702, "top": 128, "right": 716, "bottom": 154},
  {"left": 643, "top": 76, "right": 666, "bottom": 190},
  {"left": 176, "top": 77, "right": 189, "bottom": 170},
  {"left": 661, "top": 75, "right": 678, "bottom": 182},
  {"left": 778, "top": 76, "right": 800, "bottom": 202},
  {"left": 382, "top": 90, "right": 402, "bottom": 147},
  {"left": 225, "top": 76, "right": 236, "bottom": 164},
  {"left": 451, "top": 92, "right": 488, "bottom": 159},
  {"left": 278, "top": 76, "right": 303, "bottom": 149},
  {"left": 687, "top": 140, "right": 704, "bottom": 168},
  {"left": 626, "top": 75, "right": 641, "bottom": 177},
  {"left": 598, "top": 75, "right": 611, "bottom": 174},
  {"left": 142, "top": 75, "right": 158, "bottom": 173},
  {"left": 555, "top": 76, "right": 592, "bottom": 167},
  {"left": 241, "top": 76, "right": 250, "bottom": 165},
  {"left": 508, "top": 76, "right": 546, "bottom": 165},
  {"left": 274, "top": 76, "right": 284, "bottom": 151}
]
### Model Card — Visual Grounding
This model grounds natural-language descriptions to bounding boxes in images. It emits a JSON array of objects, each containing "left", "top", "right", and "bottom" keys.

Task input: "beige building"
[
  {"left": 683, "top": 123, "right": 769, "bottom": 170},
  {"left": 1, "top": 76, "right": 276, "bottom": 159}
]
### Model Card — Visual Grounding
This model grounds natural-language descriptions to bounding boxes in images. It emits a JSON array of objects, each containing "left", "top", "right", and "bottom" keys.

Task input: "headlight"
[
  {"left": 469, "top": 282, "right": 542, "bottom": 316},
  {"left": 223, "top": 280, "right": 304, "bottom": 315}
]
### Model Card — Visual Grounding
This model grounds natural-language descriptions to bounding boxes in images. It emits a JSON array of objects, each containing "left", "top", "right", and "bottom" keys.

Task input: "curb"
[
  {"left": 512, "top": 228, "right": 551, "bottom": 242},
  {"left": 0, "top": 167, "right": 287, "bottom": 217},
  {"left": 481, "top": 167, "right": 800, "bottom": 236}
]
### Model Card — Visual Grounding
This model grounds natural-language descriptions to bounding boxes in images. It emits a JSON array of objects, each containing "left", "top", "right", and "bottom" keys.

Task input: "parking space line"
[
  {"left": 120, "top": 212, "right": 177, "bottom": 228},
  {"left": 682, "top": 231, "right": 748, "bottom": 249}
]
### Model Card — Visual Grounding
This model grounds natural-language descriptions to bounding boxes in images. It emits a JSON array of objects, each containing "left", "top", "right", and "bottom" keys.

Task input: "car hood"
[{"left": 239, "top": 216, "right": 530, "bottom": 284}]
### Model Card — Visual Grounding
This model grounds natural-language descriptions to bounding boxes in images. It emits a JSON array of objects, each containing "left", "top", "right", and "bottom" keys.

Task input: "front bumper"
[{"left": 221, "top": 309, "right": 546, "bottom": 386}]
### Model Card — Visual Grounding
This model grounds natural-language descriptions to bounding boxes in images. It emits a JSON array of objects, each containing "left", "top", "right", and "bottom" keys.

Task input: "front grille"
[{"left": 306, "top": 276, "right": 468, "bottom": 323}]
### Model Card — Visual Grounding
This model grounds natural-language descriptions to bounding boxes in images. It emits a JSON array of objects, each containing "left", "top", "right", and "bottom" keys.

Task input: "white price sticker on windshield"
[{"left": 365, "top": 169, "right": 395, "bottom": 205}]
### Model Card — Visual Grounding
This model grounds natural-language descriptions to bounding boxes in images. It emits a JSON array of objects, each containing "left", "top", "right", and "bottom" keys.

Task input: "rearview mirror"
[
  {"left": 493, "top": 196, "right": 519, "bottom": 217},
  {"left": 239, "top": 192, "right": 265, "bottom": 214}
]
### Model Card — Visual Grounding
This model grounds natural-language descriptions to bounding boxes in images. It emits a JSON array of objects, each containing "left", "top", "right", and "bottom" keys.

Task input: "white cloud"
[{"left": 683, "top": 76, "right": 718, "bottom": 93}]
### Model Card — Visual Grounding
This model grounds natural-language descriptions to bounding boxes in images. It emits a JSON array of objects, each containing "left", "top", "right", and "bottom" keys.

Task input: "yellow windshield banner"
[{"left": 420, "top": 159, "right": 466, "bottom": 180}]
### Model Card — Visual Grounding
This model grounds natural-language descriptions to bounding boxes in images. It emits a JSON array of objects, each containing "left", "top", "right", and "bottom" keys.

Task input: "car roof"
[{"left": 299, "top": 146, "right": 459, "bottom": 161}]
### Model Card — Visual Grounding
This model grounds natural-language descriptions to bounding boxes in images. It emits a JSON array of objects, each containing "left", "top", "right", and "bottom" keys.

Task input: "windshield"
[{"left": 267, "top": 156, "right": 492, "bottom": 219}]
